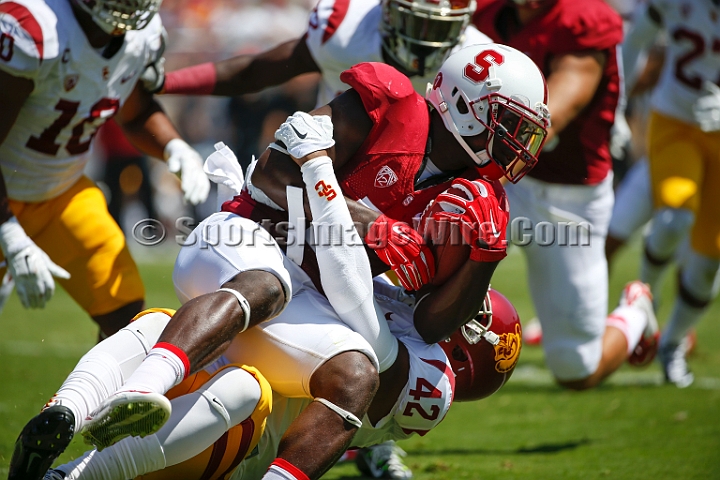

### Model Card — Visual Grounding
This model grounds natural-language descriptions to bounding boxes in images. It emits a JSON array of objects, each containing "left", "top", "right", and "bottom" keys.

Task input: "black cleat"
[{"left": 8, "top": 405, "right": 75, "bottom": 480}]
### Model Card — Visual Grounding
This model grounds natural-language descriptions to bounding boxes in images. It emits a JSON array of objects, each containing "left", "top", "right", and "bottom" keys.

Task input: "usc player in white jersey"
[
  {"left": 0, "top": 0, "right": 210, "bottom": 336},
  {"left": 39, "top": 139, "right": 521, "bottom": 480},
  {"left": 40, "top": 291, "right": 519, "bottom": 480},
  {"left": 622, "top": 0, "right": 720, "bottom": 387},
  {"left": 153, "top": 0, "right": 490, "bottom": 104}
]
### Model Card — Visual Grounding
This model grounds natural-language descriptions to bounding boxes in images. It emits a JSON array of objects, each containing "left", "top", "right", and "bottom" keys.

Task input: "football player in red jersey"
[
  {"left": 51, "top": 44, "right": 548, "bottom": 480},
  {"left": 473, "top": 0, "right": 663, "bottom": 390},
  {"left": 0, "top": 0, "right": 210, "bottom": 331}
]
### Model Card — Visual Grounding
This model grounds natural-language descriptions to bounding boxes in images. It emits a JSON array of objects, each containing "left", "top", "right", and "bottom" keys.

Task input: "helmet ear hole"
[
  {"left": 451, "top": 344, "right": 469, "bottom": 362},
  {"left": 456, "top": 96, "right": 469, "bottom": 114}
]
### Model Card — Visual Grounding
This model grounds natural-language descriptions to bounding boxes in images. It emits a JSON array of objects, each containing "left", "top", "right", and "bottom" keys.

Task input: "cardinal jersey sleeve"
[{"left": 0, "top": 0, "right": 59, "bottom": 80}]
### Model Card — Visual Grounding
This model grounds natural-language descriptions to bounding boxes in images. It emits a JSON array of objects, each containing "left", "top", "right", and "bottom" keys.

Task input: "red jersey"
[
  {"left": 222, "top": 62, "right": 507, "bottom": 287},
  {"left": 473, "top": 0, "right": 623, "bottom": 185}
]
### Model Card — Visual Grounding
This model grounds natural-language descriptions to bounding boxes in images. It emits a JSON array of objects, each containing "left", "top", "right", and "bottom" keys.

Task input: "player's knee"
[
  {"left": 122, "top": 310, "right": 173, "bottom": 351},
  {"left": 310, "top": 351, "right": 379, "bottom": 414},
  {"left": 201, "top": 367, "right": 263, "bottom": 428},
  {"left": 222, "top": 270, "right": 287, "bottom": 328}
]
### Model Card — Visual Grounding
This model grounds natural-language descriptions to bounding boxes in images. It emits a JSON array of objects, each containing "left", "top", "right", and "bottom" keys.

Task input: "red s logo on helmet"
[{"left": 463, "top": 50, "right": 505, "bottom": 84}]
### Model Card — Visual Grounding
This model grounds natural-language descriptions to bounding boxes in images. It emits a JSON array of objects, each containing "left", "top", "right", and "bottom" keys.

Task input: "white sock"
[
  {"left": 661, "top": 297, "right": 705, "bottom": 348},
  {"left": 55, "top": 435, "right": 165, "bottom": 480},
  {"left": 120, "top": 343, "right": 189, "bottom": 395},
  {"left": 157, "top": 367, "right": 262, "bottom": 466},
  {"left": 48, "top": 314, "right": 169, "bottom": 431},
  {"left": 641, "top": 208, "right": 694, "bottom": 295},
  {"left": 606, "top": 305, "right": 647, "bottom": 355},
  {"left": 263, "top": 459, "right": 310, "bottom": 480}
]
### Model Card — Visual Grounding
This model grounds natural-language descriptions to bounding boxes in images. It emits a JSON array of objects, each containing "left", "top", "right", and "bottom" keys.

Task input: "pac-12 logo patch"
[
  {"left": 375, "top": 165, "right": 398, "bottom": 188},
  {"left": 494, "top": 324, "right": 521, "bottom": 373}
]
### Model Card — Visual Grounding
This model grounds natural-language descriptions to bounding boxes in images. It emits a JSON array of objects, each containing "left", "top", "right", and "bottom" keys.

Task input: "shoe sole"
[
  {"left": 81, "top": 397, "right": 170, "bottom": 450},
  {"left": 8, "top": 405, "right": 75, "bottom": 480}
]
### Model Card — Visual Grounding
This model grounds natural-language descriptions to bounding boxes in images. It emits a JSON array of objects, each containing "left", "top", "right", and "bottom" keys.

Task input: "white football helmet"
[
  {"left": 426, "top": 43, "right": 550, "bottom": 183},
  {"left": 381, "top": 0, "right": 476, "bottom": 76},
  {"left": 73, "top": 0, "right": 162, "bottom": 35}
]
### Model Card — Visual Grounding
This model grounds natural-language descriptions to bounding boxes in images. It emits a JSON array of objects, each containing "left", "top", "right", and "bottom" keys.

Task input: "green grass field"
[{"left": 1, "top": 238, "right": 719, "bottom": 479}]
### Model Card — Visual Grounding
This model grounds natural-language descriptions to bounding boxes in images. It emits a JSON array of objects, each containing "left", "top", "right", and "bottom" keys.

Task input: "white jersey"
[
  {"left": 647, "top": 0, "right": 720, "bottom": 127},
  {"left": 0, "top": 0, "right": 164, "bottom": 201},
  {"left": 305, "top": 0, "right": 492, "bottom": 106},
  {"left": 231, "top": 284, "right": 454, "bottom": 479}
]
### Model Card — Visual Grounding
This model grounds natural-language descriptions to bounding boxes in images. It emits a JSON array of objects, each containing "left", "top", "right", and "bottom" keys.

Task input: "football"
[{"left": 423, "top": 209, "right": 471, "bottom": 286}]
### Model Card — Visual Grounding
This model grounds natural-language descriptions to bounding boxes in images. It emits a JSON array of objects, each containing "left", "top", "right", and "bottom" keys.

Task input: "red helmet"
[{"left": 440, "top": 288, "right": 522, "bottom": 401}]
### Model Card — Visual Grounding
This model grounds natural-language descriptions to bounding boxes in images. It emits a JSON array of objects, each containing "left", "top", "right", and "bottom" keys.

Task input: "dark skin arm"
[
  {"left": 0, "top": 69, "right": 34, "bottom": 223},
  {"left": 544, "top": 51, "right": 606, "bottom": 144},
  {"left": 413, "top": 260, "right": 499, "bottom": 344},
  {"left": 164, "top": 38, "right": 321, "bottom": 96},
  {"left": 114, "top": 82, "right": 183, "bottom": 159}
]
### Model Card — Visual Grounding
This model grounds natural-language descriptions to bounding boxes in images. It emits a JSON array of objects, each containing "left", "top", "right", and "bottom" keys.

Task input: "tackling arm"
[
  {"left": 115, "top": 84, "right": 210, "bottom": 205},
  {"left": 161, "top": 38, "right": 321, "bottom": 96}
]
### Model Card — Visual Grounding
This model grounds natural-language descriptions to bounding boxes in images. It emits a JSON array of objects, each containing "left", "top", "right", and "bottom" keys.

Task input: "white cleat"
[
  {"left": 356, "top": 441, "right": 413, "bottom": 479},
  {"left": 659, "top": 338, "right": 694, "bottom": 388},
  {"left": 80, "top": 391, "right": 171, "bottom": 450},
  {"left": 621, "top": 281, "right": 659, "bottom": 367}
]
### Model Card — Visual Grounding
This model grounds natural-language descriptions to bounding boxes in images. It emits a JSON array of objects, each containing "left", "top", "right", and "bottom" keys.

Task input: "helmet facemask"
[
  {"left": 460, "top": 290, "right": 500, "bottom": 345},
  {"left": 74, "top": 0, "right": 162, "bottom": 35},
  {"left": 381, "top": 0, "right": 476, "bottom": 76},
  {"left": 468, "top": 93, "right": 549, "bottom": 183}
]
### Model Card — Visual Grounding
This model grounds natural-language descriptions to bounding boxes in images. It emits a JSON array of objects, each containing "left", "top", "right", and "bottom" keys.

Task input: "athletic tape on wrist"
[
  {"left": 314, "top": 397, "right": 363, "bottom": 428},
  {"left": 286, "top": 186, "right": 306, "bottom": 266},
  {"left": 216, "top": 288, "right": 252, "bottom": 333}
]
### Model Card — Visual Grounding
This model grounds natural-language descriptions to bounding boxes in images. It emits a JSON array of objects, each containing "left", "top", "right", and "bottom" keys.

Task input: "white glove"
[
  {"left": 0, "top": 217, "right": 70, "bottom": 309},
  {"left": 693, "top": 81, "right": 720, "bottom": 132},
  {"left": 274, "top": 111, "right": 335, "bottom": 159},
  {"left": 164, "top": 138, "right": 212, "bottom": 205}
]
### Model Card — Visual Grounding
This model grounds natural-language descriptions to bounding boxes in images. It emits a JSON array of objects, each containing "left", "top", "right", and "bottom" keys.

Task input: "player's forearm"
[
  {"left": 119, "top": 107, "right": 180, "bottom": 160},
  {"left": 164, "top": 39, "right": 320, "bottom": 97},
  {"left": 545, "top": 52, "right": 606, "bottom": 139},
  {"left": 0, "top": 170, "right": 13, "bottom": 224},
  {"left": 413, "top": 260, "right": 499, "bottom": 344}
]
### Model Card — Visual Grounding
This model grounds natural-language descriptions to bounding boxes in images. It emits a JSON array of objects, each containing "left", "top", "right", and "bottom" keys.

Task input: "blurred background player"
[
  {"left": 473, "top": 0, "right": 661, "bottom": 389},
  {"left": 149, "top": 0, "right": 489, "bottom": 105},
  {"left": 621, "top": 0, "right": 720, "bottom": 387},
  {"left": 0, "top": 0, "right": 211, "bottom": 339}
]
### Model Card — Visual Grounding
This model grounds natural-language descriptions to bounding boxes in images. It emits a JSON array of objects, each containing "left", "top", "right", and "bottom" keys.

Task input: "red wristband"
[{"left": 164, "top": 62, "right": 217, "bottom": 95}]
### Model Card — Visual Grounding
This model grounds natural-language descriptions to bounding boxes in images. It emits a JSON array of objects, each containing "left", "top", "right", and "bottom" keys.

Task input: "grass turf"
[{"left": 0, "top": 238, "right": 719, "bottom": 479}]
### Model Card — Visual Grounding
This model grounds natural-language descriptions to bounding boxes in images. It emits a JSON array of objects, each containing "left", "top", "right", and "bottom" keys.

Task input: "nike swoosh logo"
[
  {"left": 489, "top": 211, "right": 501, "bottom": 238},
  {"left": 290, "top": 124, "right": 307, "bottom": 139}
]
